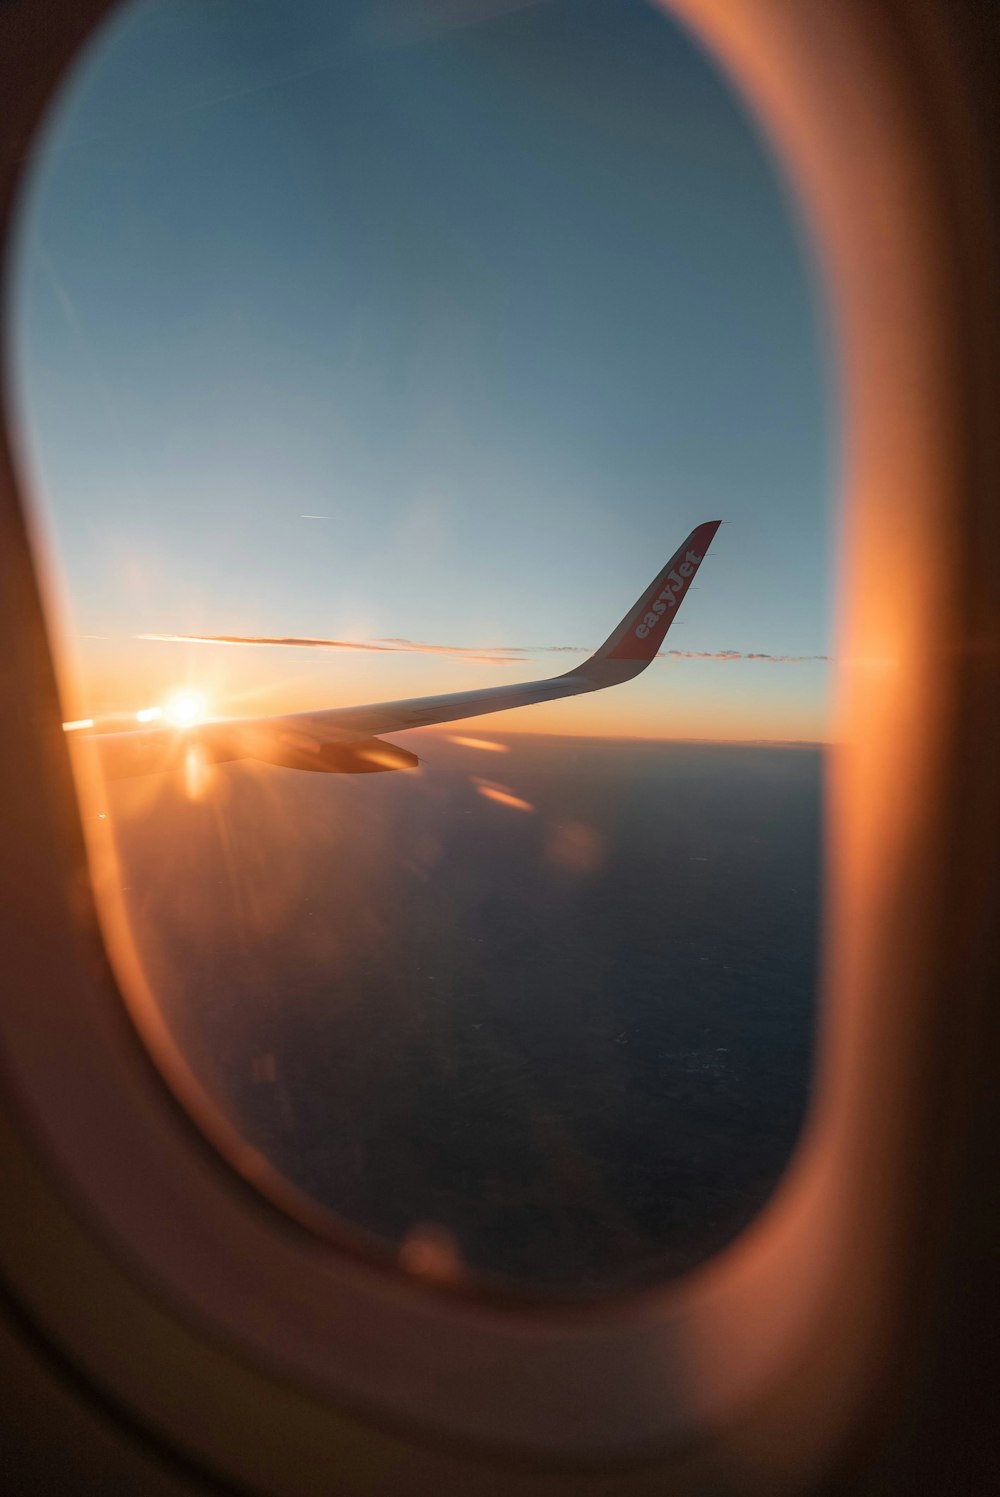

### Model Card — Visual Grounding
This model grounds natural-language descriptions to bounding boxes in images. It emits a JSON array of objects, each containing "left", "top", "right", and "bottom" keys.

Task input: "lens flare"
[
  {"left": 472, "top": 777, "right": 535, "bottom": 813},
  {"left": 182, "top": 743, "right": 213, "bottom": 800},
  {"left": 446, "top": 735, "right": 510, "bottom": 753}
]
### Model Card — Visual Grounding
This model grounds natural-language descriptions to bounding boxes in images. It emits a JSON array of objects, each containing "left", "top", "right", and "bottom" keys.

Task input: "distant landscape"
[{"left": 108, "top": 733, "right": 823, "bottom": 1293}]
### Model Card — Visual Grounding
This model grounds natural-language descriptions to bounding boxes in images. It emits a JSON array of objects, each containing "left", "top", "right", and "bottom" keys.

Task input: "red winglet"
[{"left": 602, "top": 520, "right": 721, "bottom": 662}]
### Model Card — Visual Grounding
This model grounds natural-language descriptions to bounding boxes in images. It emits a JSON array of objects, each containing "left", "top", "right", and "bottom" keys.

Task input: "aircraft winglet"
[{"left": 586, "top": 520, "right": 721, "bottom": 667}]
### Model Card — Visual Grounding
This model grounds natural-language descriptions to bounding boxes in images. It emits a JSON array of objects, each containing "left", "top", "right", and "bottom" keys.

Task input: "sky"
[{"left": 9, "top": 0, "right": 835, "bottom": 743}]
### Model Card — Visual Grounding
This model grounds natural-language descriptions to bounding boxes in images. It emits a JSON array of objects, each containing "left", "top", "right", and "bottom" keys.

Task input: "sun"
[{"left": 163, "top": 690, "right": 207, "bottom": 728}]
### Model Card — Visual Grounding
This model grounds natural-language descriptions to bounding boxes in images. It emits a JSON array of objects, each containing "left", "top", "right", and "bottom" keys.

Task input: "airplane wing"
[{"left": 88, "top": 521, "right": 720, "bottom": 778}]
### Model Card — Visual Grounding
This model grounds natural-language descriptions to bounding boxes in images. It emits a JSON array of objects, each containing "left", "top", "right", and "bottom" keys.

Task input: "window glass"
[{"left": 11, "top": 0, "right": 832, "bottom": 1292}]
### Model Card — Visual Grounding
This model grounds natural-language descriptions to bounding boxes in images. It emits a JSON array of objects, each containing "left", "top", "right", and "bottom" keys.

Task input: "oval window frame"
[{"left": 0, "top": 0, "right": 996, "bottom": 1489}]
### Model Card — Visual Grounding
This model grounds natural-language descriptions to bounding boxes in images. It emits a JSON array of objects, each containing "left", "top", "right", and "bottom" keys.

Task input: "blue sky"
[{"left": 10, "top": 0, "right": 835, "bottom": 740}]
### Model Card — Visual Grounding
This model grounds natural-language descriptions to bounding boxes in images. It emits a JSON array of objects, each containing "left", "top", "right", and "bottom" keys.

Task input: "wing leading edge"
[{"left": 89, "top": 521, "right": 720, "bottom": 778}]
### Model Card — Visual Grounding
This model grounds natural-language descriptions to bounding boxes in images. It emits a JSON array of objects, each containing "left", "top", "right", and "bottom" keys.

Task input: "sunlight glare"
[{"left": 164, "top": 691, "right": 207, "bottom": 728}]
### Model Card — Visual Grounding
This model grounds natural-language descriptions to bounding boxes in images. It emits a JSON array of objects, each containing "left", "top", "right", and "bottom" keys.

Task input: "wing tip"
[{"left": 599, "top": 520, "right": 722, "bottom": 665}]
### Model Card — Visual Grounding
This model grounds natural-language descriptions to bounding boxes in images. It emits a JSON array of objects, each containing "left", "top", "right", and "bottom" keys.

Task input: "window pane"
[{"left": 11, "top": 0, "right": 832, "bottom": 1292}]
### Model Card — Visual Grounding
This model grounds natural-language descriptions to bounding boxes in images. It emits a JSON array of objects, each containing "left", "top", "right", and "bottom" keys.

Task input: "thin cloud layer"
[
  {"left": 138, "top": 632, "right": 528, "bottom": 665},
  {"left": 138, "top": 633, "right": 828, "bottom": 664},
  {"left": 664, "top": 649, "right": 830, "bottom": 663}
]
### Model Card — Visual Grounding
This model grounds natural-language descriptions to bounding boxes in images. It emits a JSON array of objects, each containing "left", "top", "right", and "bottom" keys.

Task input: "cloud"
[
  {"left": 523, "top": 646, "right": 829, "bottom": 663},
  {"left": 665, "top": 650, "right": 830, "bottom": 663},
  {"left": 137, "top": 632, "right": 527, "bottom": 666},
  {"left": 138, "top": 633, "right": 829, "bottom": 666},
  {"left": 376, "top": 635, "right": 528, "bottom": 663},
  {"left": 665, "top": 649, "right": 741, "bottom": 661}
]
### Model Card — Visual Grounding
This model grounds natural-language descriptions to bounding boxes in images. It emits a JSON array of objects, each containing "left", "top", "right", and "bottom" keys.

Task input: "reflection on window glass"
[{"left": 12, "top": 0, "right": 832, "bottom": 1292}]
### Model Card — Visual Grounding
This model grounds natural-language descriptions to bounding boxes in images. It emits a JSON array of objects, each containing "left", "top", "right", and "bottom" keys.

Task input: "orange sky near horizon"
[
  {"left": 22, "top": 0, "right": 833, "bottom": 765},
  {"left": 58, "top": 630, "right": 831, "bottom": 747}
]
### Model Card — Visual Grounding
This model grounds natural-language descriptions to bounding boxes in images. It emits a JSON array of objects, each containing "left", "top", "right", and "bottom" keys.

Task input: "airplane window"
[{"left": 9, "top": 0, "right": 832, "bottom": 1293}]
